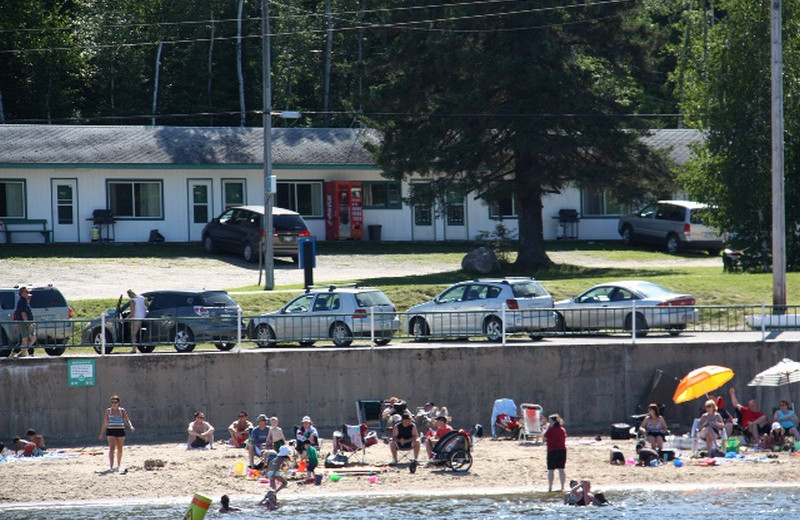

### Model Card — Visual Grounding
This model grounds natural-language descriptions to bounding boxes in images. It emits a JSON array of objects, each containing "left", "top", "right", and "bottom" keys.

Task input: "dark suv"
[
  {"left": 0, "top": 285, "right": 73, "bottom": 357},
  {"left": 201, "top": 205, "right": 311, "bottom": 263},
  {"left": 81, "top": 290, "right": 243, "bottom": 353}
]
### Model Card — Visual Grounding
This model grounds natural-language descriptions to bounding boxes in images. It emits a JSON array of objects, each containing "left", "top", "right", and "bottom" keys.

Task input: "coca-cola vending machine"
[{"left": 324, "top": 181, "right": 363, "bottom": 240}]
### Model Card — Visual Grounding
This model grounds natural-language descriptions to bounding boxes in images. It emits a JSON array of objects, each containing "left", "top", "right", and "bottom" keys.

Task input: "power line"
[{"left": 0, "top": 0, "right": 638, "bottom": 54}]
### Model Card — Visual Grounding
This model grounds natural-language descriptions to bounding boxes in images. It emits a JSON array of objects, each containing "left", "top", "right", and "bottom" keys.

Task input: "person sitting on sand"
[
  {"left": 228, "top": 411, "right": 253, "bottom": 448},
  {"left": 267, "top": 445, "right": 291, "bottom": 492},
  {"left": 25, "top": 429, "right": 46, "bottom": 451},
  {"left": 762, "top": 422, "right": 786, "bottom": 451},
  {"left": 248, "top": 414, "right": 270, "bottom": 468},
  {"left": 13, "top": 437, "right": 42, "bottom": 456},
  {"left": 635, "top": 440, "right": 660, "bottom": 466},
  {"left": 259, "top": 490, "right": 281, "bottom": 510},
  {"left": 773, "top": 400, "right": 800, "bottom": 439},
  {"left": 264, "top": 416, "right": 286, "bottom": 451},
  {"left": 187, "top": 411, "right": 215, "bottom": 449},
  {"left": 609, "top": 445, "right": 625, "bottom": 465},
  {"left": 218, "top": 494, "right": 241, "bottom": 513}
]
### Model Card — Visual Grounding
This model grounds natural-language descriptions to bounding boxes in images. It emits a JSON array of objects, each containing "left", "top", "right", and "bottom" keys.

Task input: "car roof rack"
[{"left": 304, "top": 282, "right": 360, "bottom": 293}]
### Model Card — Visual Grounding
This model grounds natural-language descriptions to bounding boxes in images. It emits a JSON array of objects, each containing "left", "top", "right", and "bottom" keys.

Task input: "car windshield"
[
  {"left": 198, "top": 292, "right": 237, "bottom": 307},
  {"left": 354, "top": 291, "right": 392, "bottom": 307},
  {"left": 510, "top": 281, "right": 547, "bottom": 298}
]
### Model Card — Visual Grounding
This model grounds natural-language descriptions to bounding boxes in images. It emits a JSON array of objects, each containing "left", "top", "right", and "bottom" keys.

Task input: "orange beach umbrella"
[{"left": 672, "top": 365, "right": 735, "bottom": 404}]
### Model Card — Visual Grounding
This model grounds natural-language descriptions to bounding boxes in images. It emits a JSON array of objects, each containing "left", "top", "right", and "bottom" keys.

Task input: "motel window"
[
  {"left": 0, "top": 180, "right": 25, "bottom": 218},
  {"left": 363, "top": 181, "right": 402, "bottom": 209},
  {"left": 411, "top": 183, "right": 433, "bottom": 226},
  {"left": 446, "top": 186, "right": 465, "bottom": 226},
  {"left": 276, "top": 181, "right": 323, "bottom": 217},
  {"left": 108, "top": 180, "right": 162, "bottom": 218},
  {"left": 489, "top": 194, "right": 516, "bottom": 219},
  {"left": 222, "top": 179, "right": 246, "bottom": 208},
  {"left": 581, "top": 187, "right": 626, "bottom": 216}
]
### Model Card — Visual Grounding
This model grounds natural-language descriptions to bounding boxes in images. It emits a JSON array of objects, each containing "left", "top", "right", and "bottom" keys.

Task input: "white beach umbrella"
[{"left": 748, "top": 358, "right": 800, "bottom": 404}]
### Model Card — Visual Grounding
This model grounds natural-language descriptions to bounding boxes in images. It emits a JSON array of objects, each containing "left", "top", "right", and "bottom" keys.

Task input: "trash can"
[{"left": 367, "top": 225, "right": 382, "bottom": 242}]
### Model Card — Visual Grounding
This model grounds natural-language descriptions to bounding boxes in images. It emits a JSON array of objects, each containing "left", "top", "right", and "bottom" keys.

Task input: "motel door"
[
  {"left": 188, "top": 179, "right": 213, "bottom": 241},
  {"left": 51, "top": 179, "right": 79, "bottom": 242}
]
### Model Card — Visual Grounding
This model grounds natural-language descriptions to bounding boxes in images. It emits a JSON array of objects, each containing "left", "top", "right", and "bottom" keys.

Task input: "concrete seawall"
[{"left": 3, "top": 339, "right": 799, "bottom": 444}]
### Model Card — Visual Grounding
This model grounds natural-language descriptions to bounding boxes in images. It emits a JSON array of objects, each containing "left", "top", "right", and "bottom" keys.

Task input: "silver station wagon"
[
  {"left": 405, "top": 278, "right": 556, "bottom": 342},
  {"left": 248, "top": 285, "right": 399, "bottom": 347}
]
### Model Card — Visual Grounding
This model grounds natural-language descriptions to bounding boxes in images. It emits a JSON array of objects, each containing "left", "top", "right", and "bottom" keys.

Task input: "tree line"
[{"left": 1, "top": 0, "right": 798, "bottom": 269}]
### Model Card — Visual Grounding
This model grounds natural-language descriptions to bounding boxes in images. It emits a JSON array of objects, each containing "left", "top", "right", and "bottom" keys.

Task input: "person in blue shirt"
[{"left": 248, "top": 414, "right": 270, "bottom": 468}]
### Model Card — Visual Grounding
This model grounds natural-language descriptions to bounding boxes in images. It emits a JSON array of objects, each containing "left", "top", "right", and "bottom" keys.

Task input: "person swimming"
[{"left": 259, "top": 490, "right": 280, "bottom": 510}]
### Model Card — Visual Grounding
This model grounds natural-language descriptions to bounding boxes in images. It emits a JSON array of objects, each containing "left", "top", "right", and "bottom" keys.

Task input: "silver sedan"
[{"left": 553, "top": 280, "right": 696, "bottom": 336}]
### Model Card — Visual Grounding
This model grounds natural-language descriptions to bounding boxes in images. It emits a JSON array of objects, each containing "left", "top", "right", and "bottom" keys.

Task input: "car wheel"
[
  {"left": 621, "top": 225, "right": 634, "bottom": 246},
  {"left": 92, "top": 329, "right": 114, "bottom": 354},
  {"left": 0, "top": 330, "right": 11, "bottom": 357},
  {"left": 375, "top": 338, "right": 392, "bottom": 346},
  {"left": 485, "top": 316, "right": 503, "bottom": 342},
  {"left": 291, "top": 255, "right": 299, "bottom": 264},
  {"left": 410, "top": 318, "right": 430, "bottom": 341},
  {"left": 44, "top": 345, "right": 66, "bottom": 356},
  {"left": 299, "top": 341, "right": 316, "bottom": 347},
  {"left": 666, "top": 233, "right": 681, "bottom": 254},
  {"left": 137, "top": 344, "right": 156, "bottom": 353},
  {"left": 624, "top": 312, "right": 648, "bottom": 337},
  {"left": 202, "top": 235, "right": 215, "bottom": 253},
  {"left": 667, "top": 325, "right": 684, "bottom": 336},
  {"left": 242, "top": 242, "right": 258, "bottom": 263},
  {"left": 255, "top": 324, "right": 277, "bottom": 348},
  {"left": 554, "top": 313, "right": 566, "bottom": 332},
  {"left": 172, "top": 326, "right": 196, "bottom": 353},
  {"left": 215, "top": 341, "right": 236, "bottom": 351},
  {"left": 528, "top": 334, "right": 543, "bottom": 341},
  {"left": 330, "top": 322, "right": 353, "bottom": 347}
]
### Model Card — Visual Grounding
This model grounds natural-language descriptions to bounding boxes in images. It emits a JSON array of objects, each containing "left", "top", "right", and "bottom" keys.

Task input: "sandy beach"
[{"left": 1, "top": 433, "right": 798, "bottom": 507}]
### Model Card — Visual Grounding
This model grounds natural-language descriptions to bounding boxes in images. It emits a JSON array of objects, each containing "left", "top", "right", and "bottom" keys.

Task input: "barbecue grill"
[{"left": 88, "top": 209, "right": 116, "bottom": 242}]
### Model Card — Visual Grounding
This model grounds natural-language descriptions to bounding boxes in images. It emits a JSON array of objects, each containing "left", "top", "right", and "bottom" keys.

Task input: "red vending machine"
[{"left": 324, "top": 181, "right": 364, "bottom": 240}]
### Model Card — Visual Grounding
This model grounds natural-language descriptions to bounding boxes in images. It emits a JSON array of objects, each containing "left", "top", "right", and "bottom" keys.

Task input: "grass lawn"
[{"left": 58, "top": 240, "right": 800, "bottom": 319}]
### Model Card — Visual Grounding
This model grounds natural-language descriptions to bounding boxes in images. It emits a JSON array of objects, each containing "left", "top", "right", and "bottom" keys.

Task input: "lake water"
[{"left": 1, "top": 487, "right": 798, "bottom": 519}]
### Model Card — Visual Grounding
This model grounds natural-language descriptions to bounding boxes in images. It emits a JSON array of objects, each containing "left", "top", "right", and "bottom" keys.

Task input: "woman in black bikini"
[{"left": 639, "top": 403, "right": 668, "bottom": 451}]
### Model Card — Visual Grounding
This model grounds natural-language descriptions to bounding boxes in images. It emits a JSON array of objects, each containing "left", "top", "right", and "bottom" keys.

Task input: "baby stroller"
[{"left": 429, "top": 430, "right": 474, "bottom": 472}]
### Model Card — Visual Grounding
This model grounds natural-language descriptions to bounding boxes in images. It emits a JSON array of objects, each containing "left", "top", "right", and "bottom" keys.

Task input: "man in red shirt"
[
  {"left": 730, "top": 388, "right": 768, "bottom": 443},
  {"left": 425, "top": 416, "right": 454, "bottom": 459}
]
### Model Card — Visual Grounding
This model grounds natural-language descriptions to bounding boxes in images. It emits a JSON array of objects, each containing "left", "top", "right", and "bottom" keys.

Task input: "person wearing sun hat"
[
  {"left": 295, "top": 415, "right": 318, "bottom": 455},
  {"left": 266, "top": 445, "right": 292, "bottom": 492}
]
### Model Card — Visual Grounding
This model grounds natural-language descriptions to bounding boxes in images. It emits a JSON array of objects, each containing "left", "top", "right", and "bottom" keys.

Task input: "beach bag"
[{"left": 324, "top": 453, "right": 347, "bottom": 468}]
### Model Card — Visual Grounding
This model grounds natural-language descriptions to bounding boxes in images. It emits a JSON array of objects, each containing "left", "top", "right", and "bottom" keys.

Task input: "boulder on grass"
[{"left": 461, "top": 247, "right": 501, "bottom": 274}]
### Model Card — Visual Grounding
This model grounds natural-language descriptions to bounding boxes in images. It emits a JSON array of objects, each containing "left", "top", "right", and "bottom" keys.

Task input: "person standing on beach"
[
  {"left": 126, "top": 290, "right": 146, "bottom": 353},
  {"left": 543, "top": 413, "right": 567, "bottom": 492},
  {"left": 98, "top": 394, "right": 135, "bottom": 471}
]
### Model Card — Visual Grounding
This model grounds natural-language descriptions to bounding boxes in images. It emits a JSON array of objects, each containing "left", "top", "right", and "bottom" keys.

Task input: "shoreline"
[
  {"left": 3, "top": 435, "right": 800, "bottom": 507},
  {"left": 3, "top": 481, "right": 800, "bottom": 511}
]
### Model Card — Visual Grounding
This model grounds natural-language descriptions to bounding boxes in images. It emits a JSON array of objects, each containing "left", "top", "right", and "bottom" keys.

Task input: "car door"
[
  {"left": 277, "top": 293, "right": 316, "bottom": 341},
  {"left": 145, "top": 293, "right": 175, "bottom": 342},
  {"left": 654, "top": 203, "right": 684, "bottom": 241},
  {"left": 211, "top": 208, "right": 239, "bottom": 250},
  {"left": 564, "top": 286, "right": 617, "bottom": 329},
  {"left": 0, "top": 290, "right": 15, "bottom": 346},
  {"left": 635, "top": 203, "right": 659, "bottom": 242},
  {"left": 429, "top": 284, "right": 469, "bottom": 335}
]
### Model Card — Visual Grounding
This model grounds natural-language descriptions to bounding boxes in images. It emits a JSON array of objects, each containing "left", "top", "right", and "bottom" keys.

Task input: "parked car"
[
  {"left": 553, "top": 280, "right": 696, "bottom": 336},
  {"left": 248, "top": 285, "right": 399, "bottom": 347},
  {"left": 618, "top": 200, "right": 723, "bottom": 255},
  {"left": 81, "top": 290, "right": 243, "bottom": 353},
  {"left": 405, "top": 278, "right": 556, "bottom": 342},
  {"left": 0, "top": 285, "right": 73, "bottom": 357},
  {"left": 202, "top": 205, "right": 311, "bottom": 263}
]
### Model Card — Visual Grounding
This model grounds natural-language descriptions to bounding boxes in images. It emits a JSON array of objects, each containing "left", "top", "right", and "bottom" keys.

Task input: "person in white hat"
[
  {"left": 266, "top": 445, "right": 292, "bottom": 492},
  {"left": 295, "top": 416, "right": 319, "bottom": 456}
]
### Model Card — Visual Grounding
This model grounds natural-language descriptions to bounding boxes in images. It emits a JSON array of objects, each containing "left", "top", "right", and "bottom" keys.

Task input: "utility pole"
[
  {"left": 262, "top": 0, "right": 274, "bottom": 290},
  {"left": 770, "top": 0, "right": 787, "bottom": 309}
]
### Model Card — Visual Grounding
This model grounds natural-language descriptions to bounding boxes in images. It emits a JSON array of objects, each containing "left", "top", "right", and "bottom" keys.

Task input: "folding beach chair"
[
  {"left": 519, "top": 403, "right": 544, "bottom": 443},
  {"left": 491, "top": 398, "right": 520, "bottom": 439},
  {"left": 332, "top": 423, "right": 376, "bottom": 465},
  {"left": 356, "top": 399, "right": 384, "bottom": 430}
]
